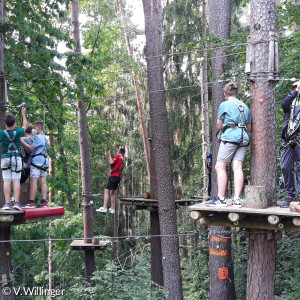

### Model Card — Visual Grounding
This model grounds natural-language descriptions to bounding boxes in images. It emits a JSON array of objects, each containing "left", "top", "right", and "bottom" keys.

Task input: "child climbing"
[
  {"left": 96, "top": 148, "right": 125, "bottom": 214},
  {"left": 21, "top": 121, "right": 48, "bottom": 208},
  {"left": 0, "top": 107, "right": 28, "bottom": 210},
  {"left": 206, "top": 82, "right": 251, "bottom": 207}
]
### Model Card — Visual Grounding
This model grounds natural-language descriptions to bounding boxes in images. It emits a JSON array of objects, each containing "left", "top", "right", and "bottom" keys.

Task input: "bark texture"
[
  {"left": 246, "top": 1, "right": 278, "bottom": 299},
  {"left": 249, "top": 0, "right": 277, "bottom": 204},
  {"left": 246, "top": 231, "right": 278, "bottom": 300},
  {"left": 71, "top": 0, "right": 95, "bottom": 283},
  {"left": 142, "top": 1, "right": 183, "bottom": 298},
  {"left": 148, "top": 122, "right": 163, "bottom": 287},
  {"left": 208, "top": 1, "right": 236, "bottom": 299}
]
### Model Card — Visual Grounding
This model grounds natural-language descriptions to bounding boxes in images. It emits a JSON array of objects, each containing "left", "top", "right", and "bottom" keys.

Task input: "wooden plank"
[
  {"left": 120, "top": 197, "right": 203, "bottom": 205},
  {"left": 0, "top": 210, "right": 24, "bottom": 215},
  {"left": 189, "top": 203, "right": 300, "bottom": 217},
  {"left": 199, "top": 215, "right": 300, "bottom": 232},
  {"left": 7, "top": 215, "right": 64, "bottom": 226},
  {"left": 0, "top": 215, "right": 14, "bottom": 223},
  {"left": 70, "top": 239, "right": 110, "bottom": 250}
]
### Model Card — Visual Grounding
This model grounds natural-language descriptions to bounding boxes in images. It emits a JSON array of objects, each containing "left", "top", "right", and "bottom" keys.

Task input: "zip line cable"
[{"left": 3, "top": 49, "right": 247, "bottom": 79}]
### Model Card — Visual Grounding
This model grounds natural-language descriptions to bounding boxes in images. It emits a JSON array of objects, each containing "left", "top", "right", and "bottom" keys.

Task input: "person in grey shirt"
[{"left": 20, "top": 126, "right": 34, "bottom": 184}]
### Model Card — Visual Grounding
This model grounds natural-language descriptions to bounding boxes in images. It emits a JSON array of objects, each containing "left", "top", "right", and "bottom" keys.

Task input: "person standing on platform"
[
  {"left": 96, "top": 148, "right": 125, "bottom": 214},
  {"left": 0, "top": 108, "right": 28, "bottom": 210},
  {"left": 20, "top": 126, "right": 34, "bottom": 184},
  {"left": 205, "top": 82, "right": 251, "bottom": 207},
  {"left": 279, "top": 81, "right": 300, "bottom": 208},
  {"left": 21, "top": 121, "right": 48, "bottom": 208}
]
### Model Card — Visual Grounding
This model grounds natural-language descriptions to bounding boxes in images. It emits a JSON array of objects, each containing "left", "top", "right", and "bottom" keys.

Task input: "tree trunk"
[
  {"left": 208, "top": 1, "right": 236, "bottom": 299},
  {"left": 200, "top": 0, "right": 210, "bottom": 201},
  {"left": 49, "top": 134, "right": 55, "bottom": 203},
  {"left": 148, "top": 122, "right": 164, "bottom": 287},
  {"left": 118, "top": 0, "right": 150, "bottom": 182},
  {"left": 142, "top": 1, "right": 183, "bottom": 299},
  {"left": 249, "top": 0, "right": 277, "bottom": 204},
  {"left": 246, "top": 1, "right": 278, "bottom": 299},
  {"left": 246, "top": 231, "right": 279, "bottom": 300},
  {"left": 57, "top": 132, "right": 74, "bottom": 209},
  {"left": 0, "top": 3, "right": 13, "bottom": 299},
  {"left": 71, "top": 0, "right": 95, "bottom": 283}
]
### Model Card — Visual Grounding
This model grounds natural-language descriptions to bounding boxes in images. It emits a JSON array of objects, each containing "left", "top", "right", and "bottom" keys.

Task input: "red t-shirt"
[{"left": 111, "top": 154, "right": 124, "bottom": 177}]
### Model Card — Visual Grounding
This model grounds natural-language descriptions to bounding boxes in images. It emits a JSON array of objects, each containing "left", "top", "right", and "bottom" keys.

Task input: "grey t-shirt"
[{"left": 22, "top": 137, "right": 34, "bottom": 168}]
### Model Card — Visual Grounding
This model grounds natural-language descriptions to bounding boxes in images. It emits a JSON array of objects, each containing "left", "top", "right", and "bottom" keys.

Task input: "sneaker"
[
  {"left": 280, "top": 195, "right": 295, "bottom": 208},
  {"left": 205, "top": 196, "right": 227, "bottom": 207},
  {"left": 2, "top": 203, "right": 10, "bottom": 210},
  {"left": 24, "top": 200, "right": 36, "bottom": 209},
  {"left": 13, "top": 202, "right": 22, "bottom": 211},
  {"left": 232, "top": 198, "right": 242, "bottom": 208},
  {"left": 109, "top": 208, "right": 115, "bottom": 214},
  {"left": 96, "top": 207, "right": 108, "bottom": 213},
  {"left": 40, "top": 200, "right": 48, "bottom": 207}
]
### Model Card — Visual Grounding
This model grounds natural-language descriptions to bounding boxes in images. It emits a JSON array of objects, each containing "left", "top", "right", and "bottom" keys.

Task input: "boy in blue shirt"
[
  {"left": 206, "top": 82, "right": 251, "bottom": 207},
  {"left": 21, "top": 121, "right": 48, "bottom": 207},
  {"left": 0, "top": 107, "right": 28, "bottom": 210}
]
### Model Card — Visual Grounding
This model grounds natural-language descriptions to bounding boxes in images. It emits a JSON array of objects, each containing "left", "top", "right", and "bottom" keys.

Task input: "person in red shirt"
[{"left": 96, "top": 148, "right": 125, "bottom": 214}]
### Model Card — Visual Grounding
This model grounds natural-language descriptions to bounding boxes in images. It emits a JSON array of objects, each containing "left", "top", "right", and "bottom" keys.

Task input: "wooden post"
[
  {"left": 208, "top": 0, "right": 236, "bottom": 298},
  {"left": 245, "top": 185, "right": 268, "bottom": 209},
  {"left": 71, "top": 0, "right": 95, "bottom": 283},
  {"left": 246, "top": 231, "right": 280, "bottom": 300},
  {"left": 247, "top": 1, "right": 278, "bottom": 298}
]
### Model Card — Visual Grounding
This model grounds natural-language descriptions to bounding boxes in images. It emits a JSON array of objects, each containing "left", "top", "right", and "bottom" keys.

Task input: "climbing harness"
[
  {"left": 282, "top": 97, "right": 300, "bottom": 148},
  {"left": 31, "top": 134, "right": 48, "bottom": 171},
  {"left": 216, "top": 99, "right": 249, "bottom": 147},
  {"left": 1, "top": 130, "right": 21, "bottom": 173},
  {"left": 111, "top": 155, "right": 125, "bottom": 176}
]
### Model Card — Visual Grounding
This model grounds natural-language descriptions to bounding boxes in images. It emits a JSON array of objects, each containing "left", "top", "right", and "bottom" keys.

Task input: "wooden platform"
[
  {"left": 0, "top": 207, "right": 64, "bottom": 227},
  {"left": 189, "top": 203, "right": 300, "bottom": 232},
  {"left": 119, "top": 197, "right": 203, "bottom": 210},
  {"left": 70, "top": 239, "right": 110, "bottom": 250}
]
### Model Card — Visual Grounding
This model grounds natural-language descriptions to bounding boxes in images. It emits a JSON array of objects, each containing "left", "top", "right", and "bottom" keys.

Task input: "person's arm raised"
[{"left": 21, "top": 107, "right": 28, "bottom": 131}]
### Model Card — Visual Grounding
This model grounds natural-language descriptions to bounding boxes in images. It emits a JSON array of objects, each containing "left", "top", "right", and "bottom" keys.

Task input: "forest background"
[{"left": 2, "top": 0, "right": 300, "bottom": 299}]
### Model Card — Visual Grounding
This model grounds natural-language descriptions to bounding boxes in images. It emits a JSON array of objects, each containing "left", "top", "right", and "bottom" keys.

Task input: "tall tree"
[
  {"left": 71, "top": 0, "right": 95, "bottom": 283},
  {"left": 142, "top": 0, "right": 183, "bottom": 299},
  {"left": 246, "top": 0, "right": 278, "bottom": 299},
  {"left": 208, "top": 0, "right": 236, "bottom": 299},
  {"left": 117, "top": 0, "right": 150, "bottom": 182},
  {"left": 0, "top": 2, "right": 13, "bottom": 299}
]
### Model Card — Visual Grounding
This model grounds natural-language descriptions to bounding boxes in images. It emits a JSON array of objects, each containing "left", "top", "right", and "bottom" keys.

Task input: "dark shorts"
[{"left": 106, "top": 176, "right": 121, "bottom": 191}]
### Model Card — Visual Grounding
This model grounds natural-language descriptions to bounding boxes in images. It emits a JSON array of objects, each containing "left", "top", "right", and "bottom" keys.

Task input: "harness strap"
[
  {"left": 31, "top": 162, "right": 48, "bottom": 172},
  {"left": 32, "top": 153, "right": 47, "bottom": 158},
  {"left": 3, "top": 130, "right": 19, "bottom": 154},
  {"left": 227, "top": 99, "right": 248, "bottom": 145},
  {"left": 111, "top": 156, "right": 124, "bottom": 176},
  {"left": 286, "top": 98, "right": 300, "bottom": 140}
]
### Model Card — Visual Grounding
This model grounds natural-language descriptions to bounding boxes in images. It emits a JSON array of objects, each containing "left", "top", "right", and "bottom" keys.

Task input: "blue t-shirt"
[
  {"left": 32, "top": 134, "right": 48, "bottom": 166},
  {"left": 218, "top": 98, "right": 251, "bottom": 143}
]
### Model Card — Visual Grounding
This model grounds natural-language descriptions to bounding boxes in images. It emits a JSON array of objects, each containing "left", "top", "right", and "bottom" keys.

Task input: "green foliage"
[{"left": 276, "top": 232, "right": 300, "bottom": 300}]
